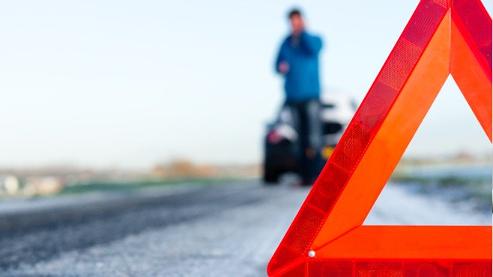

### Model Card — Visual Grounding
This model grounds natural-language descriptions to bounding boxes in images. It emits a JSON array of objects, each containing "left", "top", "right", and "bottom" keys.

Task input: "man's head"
[{"left": 288, "top": 8, "right": 304, "bottom": 35}]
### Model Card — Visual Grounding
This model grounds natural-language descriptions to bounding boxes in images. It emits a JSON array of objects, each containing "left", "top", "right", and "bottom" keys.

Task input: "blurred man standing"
[{"left": 275, "top": 8, "right": 324, "bottom": 185}]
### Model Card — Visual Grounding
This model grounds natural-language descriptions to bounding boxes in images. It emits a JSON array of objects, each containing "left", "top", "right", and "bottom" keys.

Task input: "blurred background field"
[
  {"left": 1, "top": 153, "right": 490, "bottom": 216},
  {"left": 0, "top": 160, "right": 258, "bottom": 199}
]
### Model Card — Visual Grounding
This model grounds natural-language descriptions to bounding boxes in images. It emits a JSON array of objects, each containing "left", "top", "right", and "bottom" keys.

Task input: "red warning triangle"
[{"left": 268, "top": 0, "right": 492, "bottom": 276}]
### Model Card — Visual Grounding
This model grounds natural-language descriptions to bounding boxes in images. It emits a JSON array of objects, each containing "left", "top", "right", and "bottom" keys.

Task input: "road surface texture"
[{"left": 0, "top": 180, "right": 490, "bottom": 277}]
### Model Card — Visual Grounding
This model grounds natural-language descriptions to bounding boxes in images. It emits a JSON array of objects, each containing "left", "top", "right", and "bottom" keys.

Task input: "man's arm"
[
  {"left": 299, "top": 32, "right": 323, "bottom": 56},
  {"left": 275, "top": 41, "right": 289, "bottom": 74}
]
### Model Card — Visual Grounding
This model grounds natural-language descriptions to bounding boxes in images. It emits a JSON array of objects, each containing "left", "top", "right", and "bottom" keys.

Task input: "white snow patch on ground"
[{"left": 367, "top": 183, "right": 491, "bottom": 225}]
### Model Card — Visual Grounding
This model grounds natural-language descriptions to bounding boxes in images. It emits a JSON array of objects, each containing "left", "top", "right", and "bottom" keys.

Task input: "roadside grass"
[
  {"left": 60, "top": 177, "right": 244, "bottom": 195},
  {"left": 391, "top": 172, "right": 491, "bottom": 211}
]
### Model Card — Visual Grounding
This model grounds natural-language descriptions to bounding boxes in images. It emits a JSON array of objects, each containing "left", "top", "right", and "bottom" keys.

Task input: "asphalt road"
[
  {"left": 0, "top": 181, "right": 306, "bottom": 276},
  {"left": 0, "top": 180, "right": 489, "bottom": 277}
]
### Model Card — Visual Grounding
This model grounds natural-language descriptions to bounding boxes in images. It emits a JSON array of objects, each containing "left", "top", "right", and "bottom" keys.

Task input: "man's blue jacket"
[{"left": 275, "top": 31, "right": 323, "bottom": 103}]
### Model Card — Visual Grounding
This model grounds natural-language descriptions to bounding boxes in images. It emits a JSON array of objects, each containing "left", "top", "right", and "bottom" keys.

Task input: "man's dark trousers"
[{"left": 285, "top": 99, "right": 324, "bottom": 185}]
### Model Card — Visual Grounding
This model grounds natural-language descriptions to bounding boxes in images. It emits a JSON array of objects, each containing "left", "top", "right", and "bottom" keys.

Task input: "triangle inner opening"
[{"left": 364, "top": 76, "right": 492, "bottom": 226}]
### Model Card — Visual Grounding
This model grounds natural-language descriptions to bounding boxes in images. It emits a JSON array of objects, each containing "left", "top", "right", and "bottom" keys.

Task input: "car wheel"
[{"left": 263, "top": 167, "right": 280, "bottom": 185}]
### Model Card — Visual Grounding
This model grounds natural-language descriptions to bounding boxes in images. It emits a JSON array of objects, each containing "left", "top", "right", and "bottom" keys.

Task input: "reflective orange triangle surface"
[{"left": 268, "top": 0, "right": 492, "bottom": 276}]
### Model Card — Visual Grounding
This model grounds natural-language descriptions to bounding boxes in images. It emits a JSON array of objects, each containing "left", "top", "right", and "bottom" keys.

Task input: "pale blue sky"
[{"left": 0, "top": 1, "right": 491, "bottom": 169}]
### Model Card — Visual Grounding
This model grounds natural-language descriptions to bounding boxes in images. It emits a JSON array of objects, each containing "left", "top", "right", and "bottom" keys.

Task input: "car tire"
[{"left": 263, "top": 167, "right": 280, "bottom": 185}]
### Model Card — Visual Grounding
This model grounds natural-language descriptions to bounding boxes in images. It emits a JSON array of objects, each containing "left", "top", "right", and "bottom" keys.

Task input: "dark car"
[{"left": 263, "top": 94, "right": 357, "bottom": 184}]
